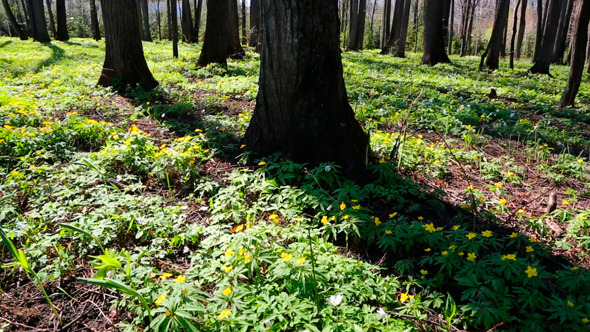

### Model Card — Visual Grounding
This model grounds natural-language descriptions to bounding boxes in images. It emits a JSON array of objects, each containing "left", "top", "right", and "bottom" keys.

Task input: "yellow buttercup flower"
[
  {"left": 340, "top": 203, "right": 346, "bottom": 211},
  {"left": 225, "top": 249, "right": 234, "bottom": 257},
  {"left": 509, "top": 232, "right": 518, "bottom": 238},
  {"left": 296, "top": 257, "right": 306, "bottom": 265},
  {"left": 420, "top": 269, "right": 428, "bottom": 275},
  {"left": 222, "top": 287, "right": 232, "bottom": 296},
  {"left": 494, "top": 183, "right": 502, "bottom": 188},
  {"left": 321, "top": 216, "right": 328, "bottom": 225},
  {"left": 467, "top": 253, "right": 477, "bottom": 261},
  {"left": 173, "top": 275, "right": 186, "bottom": 283},
  {"left": 374, "top": 217, "right": 381, "bottom": 226},
  {"left": 243, "top": 253, "right": 251, "bottom": 263},
  {"left": 501, "top": 254, "right": 516, "bottom": 261},
  {"left": 423, "top": 223, "right": 436, "bottom": 232},
  {"left": 385, "top": 230, "right": 392, "bottom": 234},
  {"left": 281, "top": 252, "right": 292, "bottom": 262},
  {"left": 441, "top": 251, "right": 448, "bottom": 256},
  {"left": 482, "top": 230, "right": 493, "bottom": 237},
  {"left": 224, "top": 265, "right": 233, "bottom": 272},
  {"left": 154, "top": 293, "right": 167, "bottom": 306},
  {"left": 499, "top": 199, "right": 507, "bottom": 206},
  {"left": 526, "top": 246, "right": 534, "bottom": 253},
  {"left": 165, "top": 310, "right": 172, "bottom": 317},
  {"left": 269, "top": 214, "right": 280, "bottom": 223},
  {"left": 452, "top": 225, "right": 460, "bottom": 230},
  {"left": 568, "top": 301, "right": 574, "bottom": 307},
  {"left": 258, "top": 161, "right": 266, "bottom": 166},
  {"left": 525, "top": 266, "right": 537, "bottom": 278},
  {"left": 217, "top": 309, "right": 231, "bottom": 319},
  {"left": 466, "top": 233, "right": 477, "bottom": 240},
  {"left": 159, "top": 273, "right": 173, "bottom": 280}
]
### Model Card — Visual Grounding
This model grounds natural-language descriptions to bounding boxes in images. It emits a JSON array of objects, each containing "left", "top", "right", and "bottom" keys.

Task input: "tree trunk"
[
  {"left": 90, "top": 0, "right": 101, "bottom": 40},
  {"left": 248, "top": 0, "right": 259, "bottom": 48},
  {"left": 381, "top": 0, "right": 391, "bottom": 48},
  {"left": 1, "top": 0, "right": 28, "bottom": 40},
  {"left": 509, "top": 0, "right": 521, "bottom": 69},
  {"left": 44, "top": 0, "right": 56, "bottom": 38},
  {"left": 355, "top": 0, "right": 367, "bottom": 49},
  {"left": 241, "top": 0, "right": 246, "bottom": 44},
  {"left": 382, "top": 0, "right": 411, "bottom": 56},
  {"left": 98, "top": 0, "right": 158, "bottom": 90},
  {"left": 243, "top": 0, "right": 369, "bottom": 177},
  {"left": 26, "top": 0, "right": 50, "bottom": 42},
  {"left": 181, "top": 0, "right": 192, "bottom": 42},
  {"left": 348, "top": 0, "right": 359, "bottom": 49},
  {"left": 193, "top": 0, "right": 203, "bottom": 41},
  {"left": 422, "top": 0, "right": 451, "bottom": 65},
  {"left": 141, "top": 0, "right": 152, "bottom": 41},
  {"left": 516, "top": 0, "right": 527, "bottom": 58},
  {"left": 448, "top": 0, "right": 454, "bottom": 54},
  {"left": 171, "top": 0, "right": 178, "bottom": 57},
  {"left": 529, "top": 0, "right": 563, "bottom": 74},
  {"left": 395, "top": 0, "right": 412, "bottom": 56},
  {"left": 553, "top": 0, "right": 574, "bottom": 63},
  {"left": 559, "top": 0, "right": 590, "bottom": 108},
  {"left": 198, "top": 0, "right": 245, "bottom": 66},
  {"left": 533, "top": 0, "right": 544, "bottom": 60},
  {"left": 55, "top": 0, "right": 68, "bottom": 41},
  {"left": 413, "top": 0, "right": 419, "bottom": 52}
]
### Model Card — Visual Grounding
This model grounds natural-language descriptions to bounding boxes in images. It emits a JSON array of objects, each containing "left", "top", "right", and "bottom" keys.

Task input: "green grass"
[{"left": 1, "top": 37, "right": 590, "bottom": 331}]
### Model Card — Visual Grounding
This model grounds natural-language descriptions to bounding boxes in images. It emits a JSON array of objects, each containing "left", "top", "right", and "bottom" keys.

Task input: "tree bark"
[
  {"left": 381, "top": 0, "right": 391, "bottom": 48},
  {"left": 423, "top": 0, "right": 451, "bottom": 65},
  {"left": 1, "top": 0, "right": 28, "bottom": 39},
  {"left": 448, "top": 0, "right": 454, "bottom": 54},
  {"left": 171, "top": 0, "right": 178, "bottom": 57},
  {"left": 198, "top": 0, "right": 244, "bottom": 66},
  {"left": 140, "top": 0, "right": 152, "bottom": 41},
  {"left": 193, "top": 0, "right": 203, "bottom": 41},
  {"left": 382, "top": 0, "right": 411, "bottom": 56},
  {"left": 529, "top": 0, "right": 563, "bottom": 74},
  {"left": 181, "top": 0, "right": 192, "bottom": 42},
  {"left": 241, "top": 0, "right": 246, "bottom": 44},
  {"left": 559, "top": 0, "right": 590, "bottom": 108},
  {"left": 553, "top": 0, "right": 574, "bottom": 63},
  {"left": 89, "top": 0, "right": 101, "bottom": 40},
  {"left": 55, "top": 0, "right": 68, "bottom": 41},
  {"left": 26, "top": 0, "right": 50, "bottom": 42},
  {"left": 243, "top": 0, "right": 369, "bottom": 177},
  {"left": 516, "top": 0, "right": 528, "bottom": 58},
  {"left": 348, "top": 0, "right": 366, "bottom": 50},
  {"left": 248, "top": 0, "right": 259, "bottom": 48},
  {"left": 533, "top": 0, "right": 544, "bottom": 61},
  {"left": 509, "top": 0, "right": 521, "bottom": 69},
  {"left": 98, "top": 0, "right": 158, "bottom": 90},
  {"left": 44, "top": 0, "right": 56, "bottom": 38}
]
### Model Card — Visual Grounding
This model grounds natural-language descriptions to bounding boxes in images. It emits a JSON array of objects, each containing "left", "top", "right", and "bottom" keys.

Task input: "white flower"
[
  {"left": 326, "top": 294, "right": 343, "bottom": 306},
  {"left": 324, "top": 165, "right": 332, "bottom": 172},
  {"left": 376, "top": 307, "right": 386, "bottom": 320}
]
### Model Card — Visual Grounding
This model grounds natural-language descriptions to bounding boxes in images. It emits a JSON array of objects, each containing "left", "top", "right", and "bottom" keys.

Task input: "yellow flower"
[
  {"left": 281, "top": 252, "right": 292, "bottom": 262},
  {"left": 222, "top": 287, "right": 232, "bottom": 296},
  {"left": 269, "top": 213, "right": 280, "bottom": 223},
  {"left": 572, "top": 266, "right": 579, "bottom": 271},
  {"left": 499, "top": 199, "right": 507, "bottom": 206},
  {"left": 466, "top": 233, "right": 477, "bottom": 240},
  {"left": 583, "top": 318, "right": 589, "bottom": 323},
  {"left": 568, "top": 301, "right": 574, "bottom": 307},
  {"left": 525, "top": 266, "right": 537, "bottom": 278},
  {"left": 10, "top": 170, "right": 20, "bottom": 177},
  {"left": 385, "top": 230, "right": 392, "bottom": 235},
  {"left": 467, "top": 253, "right": 476, "bottom": 261},
  {"left": 423, "top": 223, "right": 436, "bottom": 233},
  {"left": 400, "top": 293, "right": 409, "bottom": 303},
  {"left": 240, "top": 144, "right": 246, "bottom": 149},
  {"left": 562, "top": 200, "right": 569, "bottom": 205},
  {"left": 224, "top": 265, "right": 233, "bottom": 272},
  {"left": 154, "top": 293, "right": 167, "bottom": 306},
  {"left": 217, "top": 309, "right": 231, "bottom": 319},
  {"left": 340, "top": 203, "right": 346, "bottom": 211},
  {"left": 466, "top": 185, "right": 474, "bottom": 190},
  {"left": 526, "top": 246, "right": 534, "bottom": 253},
  {"left": 509, "top": 232, "right": 518, "bottom": 238},
  {"left": 342, "top": 215, "right": 349, "bottom": 220},
  {"left": 517, "top": 209, "right": 525, "bottom": 214},
  {"left": 494, "top": 183, "right": 502, "bottom": 188},
  {"left": 577, "top": 158, "right": 584, "bottom": 163},
  {"left": 501, "top": 254, "right": 516, "bottom": 261},
  {"left": 258, "top": 161, "right": 266, "bottom": 166},
  {"left": 374, "top": 217, "right": 381, "bottom": 226},
  {"left": 238, "top": 248, "right": 245, "bottom": 255},
  {"left": 420, "top": 269, "right": 428, "bottom": 275},
  {"left": 418, "top": 216, "right": 424, "bottom": 220},
  {"left": 424, "top": 248, "right": 431, "bottom": 252},
  {"left": 243, "top": 253, "right": 251, "bottom": 263},
  {"left": 389, "top": 212, "right": 398, "bottom": 218},
  {"left": 159, "top": 273, "right": 173, "bottom": 280},
  {"left": 452, "top": 225, "right": 460, "bottom": 230},
  {"left": 173, "top": 275, "right": 186, "bottom": 283},
  {"left": 442, "top": 251, "right": 448, "bottom": 256},
  {"left": 321, "top": 216, "right": 328, "bottom": 225},
  {"left": 225, "top": 249, "right": 234, "bottom": 257},
  {"left": 149, "top": 274, "right": 156, "bottom": 279},
  {"left": 528, "top": 237, "right": 536, "bottom": 242},
  {"left": 352, "top": 205, "right": 361, "bottom": 210},
  {"left": 296, "top": 257, "right": 306, "bottom": 265},
  {"left": 165, "top": 310, "right": 172, "bottom": 317},
  {"left": 482, "top": 230, "right": 493, "bottom": 237},
  {"left": 458, "top": 252, "right": 464, "bottom": 256}
]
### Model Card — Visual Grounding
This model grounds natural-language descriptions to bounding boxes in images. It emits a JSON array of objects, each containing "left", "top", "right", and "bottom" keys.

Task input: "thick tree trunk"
[
  {"left": 44, "top": 0, "right": 56, "bottom": 38},
  {"left": 509, "top": 0, "right": 521, "bottom": 69},
  {"left": 479, "top": 0, "right": 509, "bottom": 70},
  {"left": 533, "top": 0, "right": 544, "bottom": 60},
  {"left": 248, "top": 0, "right": 259, "bottom": 48},
  {"left": 1, "top": 0, "right": 28, "bottom": 40},
  {"left": 355, "top": 0, "right": 366, "bottom": 49},
  {"left": 90, "top": 0, "right": 100, "bottom": 40},
  {"left": 244, "top": 0, "right": 369, "bottom": 176},
  {"left": 381, "top": 0, "right": 391, "bottom": 48},
  {"left": 348, "top": 0, "right": 359, "bottom": 49},
  {"left": 348, "top": 0, "right": 366, "bottom": 50},
  {"left": 529, "top": 0, "right": 563, "bottom": 74},
  {"left": 198, "top": 0, "right": 244, "bottom": 66},
  {"left": 140, "top": 0, "right": 152, "bottom": 41},
  {"left": 559, "top": 0, "right": 590, "bottom": 108},
  {"left": 171, "top": 0, "right": 178, "bottom": 57},
  {"left": 423, "top": 0, "right": 451, "bottom": 65},
  {"left": 27, "top": 0, "right": 50, "bottom": 42},
  {"left": 98, "top": 0, "right": 158, "bottom": 90},
  {"left": 516, "top": 0, "right": 527, "bottom": 58},
  {"left": 193, "top": 0, "right": 203, "bottom": 41},
  {"left": 553, "top": 0, "right": 574, "bottom": 63},
  {"left": 55, "top": 0, "right": 68, "bottom": 41},
  {"left": 382, "top": 0, "right": 411, "bottom": 56},
  {"left": 181, "top": 0, "right": 192, "bottom": 42}
]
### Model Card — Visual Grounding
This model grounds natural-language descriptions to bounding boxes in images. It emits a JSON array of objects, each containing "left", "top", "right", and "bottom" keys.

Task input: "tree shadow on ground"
[
  {"left": 0, "top": 40, "right": 13, "bottom": 48},
  {"left": 34, "top": 43, "right": 65, "bottom": 73}
]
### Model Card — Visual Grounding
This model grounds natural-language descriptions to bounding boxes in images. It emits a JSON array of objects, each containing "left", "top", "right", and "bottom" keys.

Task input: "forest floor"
[{"left": 1, "top": 38, "right": 590, "bottom": 331}]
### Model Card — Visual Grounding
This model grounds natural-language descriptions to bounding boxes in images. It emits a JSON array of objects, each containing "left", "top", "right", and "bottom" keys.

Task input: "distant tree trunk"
[
  {"left": 26, "top": 0, "right": 50, "bottom": 42},
  {"left": 529, "top": 0, "right": 563, "bottom": 74},
  {"left": 90, "top": 0, "right": 101, "bottom": 40},
  {"left": 241, "top": 0, "right": 246, "bottom": 44},
  {"left": 382, "top": 0, "right": 411, "bottom": 56},
  {"left": 480, "top": 0, "right": 511, "bottom": 71},
  {"left": 413, "top": 0, "right": 419, "bottom": 52},
  {"left": 54, "top": 0, "right": 68, "bottom": 41},
  {"left": 448, "top": 0, "right": 454, "bottom": 54},
  {"left": 140, "top": 0, "right": 152, "bottom": 41},
  {"left": 509, "top": 0, "right": 521, "bottom": 69},
  {"left": 466, "top": 0, "right": 476, "bottom": 54},
  {"left": 382, "top": 0, "right": 391, "bottom": 48},
  {"left": 553, "top": 0, "right": 574, "bottom": 63},
  {"left": 460, "top": 0, "right": 476, "bottom": 56},
  {"left": 44, "top": 0, "right": 56, "bottom": 38},
  {"left": 198, "top": 0, "right": 244, "bottom": 66},
  {"left": 20, "top": 0, "right": 31, "bottom": 33},
  {"left": 516, "top": 0, "right": 527, "bottom": 58},
  {"left": 423, "top": 0, "right": 451, "bottom": 65},
  {"left": 156, "top": 0, "right": 162, "bottom": 39},
  {"left": 181, "top": 0, "right": 192, "bottom": 42},
  {"left": 559, "top": 0, "right": 590, "bottom": 108},
  {"left": 533, "top": 0, "right": 544, "bottom": 60},
  {"left": 1, "top": 0, "right": 28, "bottom": 40},
  {"left": 249, "top": 0, "right": 259, "bottom": 48},
  {"left": 98, "top": 0, "right": 158, "bottom": 90},
  {"left": 243, "top": 0, "right": 369, "bottom": 176},
  {"left": 348, "top": 0, "right": 366, "bottom": 50},
  {"left": 193, "top": 0, "right": 203, "bottom": 41},
  {"left": 171, "top": 0, "right": 178, "bottom": 57}
]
